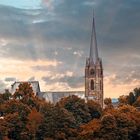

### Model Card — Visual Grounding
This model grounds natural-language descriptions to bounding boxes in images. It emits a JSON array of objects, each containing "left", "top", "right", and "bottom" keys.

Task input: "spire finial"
[{"left": 89, "top": 9, "right": 99, "bottom": 63}]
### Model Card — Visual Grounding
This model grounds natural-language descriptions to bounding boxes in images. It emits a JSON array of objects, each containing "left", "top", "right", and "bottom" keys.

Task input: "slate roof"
[{"left": 11, "top": 81, "right": 41, "bottom": 95}]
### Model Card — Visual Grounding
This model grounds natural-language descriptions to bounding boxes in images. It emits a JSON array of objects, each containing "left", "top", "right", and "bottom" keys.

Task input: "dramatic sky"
[{"left": 0, "top": 0, "right": 140, "bottom": 98}]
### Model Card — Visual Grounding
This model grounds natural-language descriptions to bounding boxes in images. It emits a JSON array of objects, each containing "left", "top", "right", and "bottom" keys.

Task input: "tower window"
[
  {"left": 91, "top": 80, "right": 94, "bottom": 90},
  {"left": 100, "top": 70, "right": 103, "bottom": 76},
  {"left": 90, "top": 69, "right": 95, "bottom": 75},
  {"left": 98, "top": 70, "right": 103, "bottom": 77},
  {"left": 100, "top": 80, "right": 102, "bottom": 90}
]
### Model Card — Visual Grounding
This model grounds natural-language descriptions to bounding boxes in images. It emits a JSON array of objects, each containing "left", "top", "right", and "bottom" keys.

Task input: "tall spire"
[{"left": 90, "top": 9, "right": 99, "bottom": 63}]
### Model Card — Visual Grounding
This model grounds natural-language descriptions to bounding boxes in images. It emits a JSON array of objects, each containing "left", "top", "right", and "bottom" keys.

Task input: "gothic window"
[
  {"left": 98, "top": 70, "right": 100, "bottom": 77},
  {"left": 100, "top": 80, "right": 102, "bottom": 90},
  {"left": 100, "top": 70, "right": 103, "bottom": 76},
  {"left": 90, "top": 69, "right": 95, "bottom": 75},
  {"left": 91, "top": 80, "right": 94, "bottom": 90}
]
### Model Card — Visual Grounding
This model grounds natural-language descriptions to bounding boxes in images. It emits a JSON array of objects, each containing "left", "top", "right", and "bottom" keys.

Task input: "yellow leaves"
[
  {"left": 118, "top": 95, "right": 128, "bottom": 105},
  {"left": 118, "top": 104, "right": 140, "bottom": 129},
  {"left": 118, "top": 104, "right": 137, "bottom": 113},
  {"left": 79, "top": 119, "right": 101, "bottom": 136},
  {"left": 27, "top": 108, "right": 43, "bottom": 123},
  {"left": 2, "top": 99, "right": 31, "bottom": 117},
  {"left": 104, "top": 98, "right": 112, "bottom": 105},
  {"left": 13, "top": 82, "right": 35, "bottom": 100},
  {"left": 1, "top": 85, "right": 140, "bottom": 139},
  {"left": 26, "top": 108, "right": 44, "bottom": 134}
]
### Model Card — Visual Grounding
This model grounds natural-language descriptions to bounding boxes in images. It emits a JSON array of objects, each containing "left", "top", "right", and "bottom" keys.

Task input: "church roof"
[
  {"left": 11, "top": 81, "right": 41, "bottom": 95},
  {"left": 38, "top": 91, "right": 85, "bottom": 103}
]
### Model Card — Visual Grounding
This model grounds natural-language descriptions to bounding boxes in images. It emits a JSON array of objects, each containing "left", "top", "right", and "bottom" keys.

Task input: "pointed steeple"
[
  {"left": 89, "top": 9, "right": 99, "bottom": 64},
  {"left": 85, "top": 9, "right": 104, "bottom": 108}
]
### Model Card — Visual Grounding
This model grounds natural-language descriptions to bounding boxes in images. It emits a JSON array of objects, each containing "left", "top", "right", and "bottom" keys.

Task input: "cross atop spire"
[{"left": 89, "top": 9, "right": 99, "bottom": 64}]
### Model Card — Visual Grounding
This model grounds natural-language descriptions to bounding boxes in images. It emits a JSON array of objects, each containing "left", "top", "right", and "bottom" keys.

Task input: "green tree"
[
  {"left": 134, "top": 88, "right": 140, "bottom": 100},
  {"left": 13, "top": 82, "right": 43, "bottom": 110},
  {"left": 37, "top": 104, "right": 77, "bottom": 140},
  {"left": 2, "top": 99, "right": 31, "bottom": 121},
  {"left": 118, "top": 95, "right": 128, "bottom": 106},
  {"left": 13, "top": 82, "right": 34, "bottom": 99},
  {"left": 133, "top": 96, "right": 140, "bottom": 107},
  {"left": 0, "top": 118, "right": 8, "bottom": 139},
  {"left": 58, "top": 95, "right": 91, "bottom": 125},
  {"left": 115, "top": 105, "right": 137, "bottom": 140},
  {"left": 5, "top": 113, "right": 28, "bottom": 140},
  {"left": 87, "top": 100, "right": 102, "bottom": 119},
  {"left": 0, "top": 94, "right": 4, "bottom": 105},
  {"left": 127, "top": 92, "right": 135, "bottom": 105},
  {"left": 100, "top": 114, "right": 117, "bottom": 140},
  {"left": 104, "top": 98, "right": 114, "bottom": 109},
  {"left": 2, "top": 90, "right": 12, "bottom": 101},
  {"left": 104, "top": 98, "right": 112, "bottom": 106}
]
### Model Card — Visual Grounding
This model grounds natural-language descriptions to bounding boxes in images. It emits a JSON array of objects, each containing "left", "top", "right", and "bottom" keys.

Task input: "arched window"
[
  {"left": 91, "top": 80, "right": 94, "bottom": 90},
  {"left": 90, "top": 69, "right": 94, "bottom": 75},
  {"left": 101, "top": 70, "right": 103, "bottom": 76},
  {"left": 100, "top": 80, "right": 102, "bottom": 90},
  {"left": 98, "top": 70, "right": 103, "bottom": 77}
]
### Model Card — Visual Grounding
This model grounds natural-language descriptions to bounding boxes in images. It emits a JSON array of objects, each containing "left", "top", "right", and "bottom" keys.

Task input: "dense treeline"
[
  {"left": 119, "top": 88, "right": 140, "bottom": 107},
  {"left": 0, "top": 83, "right": 140, "bottom": 140}
]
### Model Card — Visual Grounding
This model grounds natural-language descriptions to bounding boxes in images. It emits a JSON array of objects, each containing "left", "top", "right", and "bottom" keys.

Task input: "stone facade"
[{"left": 85, "top": 11, "right": 104, "bottom": 108}]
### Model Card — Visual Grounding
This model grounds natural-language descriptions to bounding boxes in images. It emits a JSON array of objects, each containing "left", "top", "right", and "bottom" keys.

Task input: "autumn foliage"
[{"left": 0, "top": 83, "right": 140, "bottom": 140}]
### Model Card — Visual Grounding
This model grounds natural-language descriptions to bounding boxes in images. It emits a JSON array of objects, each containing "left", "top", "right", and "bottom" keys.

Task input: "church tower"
[{"left": 85, "top": 11, "right": 103, "bottom": 108}]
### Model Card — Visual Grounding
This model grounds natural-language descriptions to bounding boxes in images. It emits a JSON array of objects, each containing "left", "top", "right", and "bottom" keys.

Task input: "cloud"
[
  {"left": 0, "top": 0, "right": 139, "bottom": 97},
  {"left": 42, "top": 70, "right": 84, "bottom": 89},
  {"left": 31, "top": 62, "right": 62, "bottom": 71},
  {"left": 5, "top": 77, "right": 16, "bottom": 82},
  {"left": 0, "top": 80, "right": 7, "bottom": 93},
  {"left": 104, "top": 74, "right": 140, "bottom": 98},
  {"left": 28, "top": 76, "right": 35, "bottom": 81}
]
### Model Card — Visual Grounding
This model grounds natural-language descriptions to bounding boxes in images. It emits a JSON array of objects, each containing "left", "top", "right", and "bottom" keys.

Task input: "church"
[
  {"left": 85, "top": 11, "right": 104, "bottom": 108},
  {"left": 11, "top": 11, "right": 104, "bottom": 107}
]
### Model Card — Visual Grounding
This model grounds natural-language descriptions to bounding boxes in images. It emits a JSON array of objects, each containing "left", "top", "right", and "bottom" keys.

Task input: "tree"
[
  {"left": 0, "top": 85, "right": 140, "bottom": 140},
  {"left": 13, "top": 82, "right": 43, "bottom": 110},
  {"left": 0, "top": 90, "right": 12, "bottom": 105},
  {"left": 104, "top": 98, "right": 112, "bottom": 106},
  {"left": 118, "top": 95, "right": 128, "bottom": 106},
  {"left": 78, "top": 119, "right": 101, "bottom": 140},
  {"left": 58, "top": 95, "right": 91, "bottom": 125},
  {"left": 133, "top": 96, "right": 140, "bottom": 107},
  {"left": 0, "top": 94, "right": 4, "bottom": 105},
  {"left": 115, "top": 113, "right": 136, "bottom": 140},
  {"left": 100, "top": 114, "right": 117, "bottom": 140},
  {"left": 2, "top": 99, "right": 31, "bottom": 121},
  {"left": 4, "top": 113, "right": 27, "bottom": 140},
  {"left": 118, "top": 88, "right": 140, "bottom": 107},
  {"left": 115, "top": 105, "right": 137, "bottom": 140},
  {"left": 2, "top": 90, "right": 12, "bottom": 101},
  {"left": 26, "top": 108, "right": 44, "bottom": 139},
  {"left": 128, "top": 92, "right": 135, "bottom": 105},
  {"left": 13, "top": 82, "right": 34, "bottom": 100},
  {"left": 134, "top": 88, "right": 140, "bottom": 100},
  {"left": 0, "top": 118, "right": 8, "bottom": 139},
  {"left": 37, "top": 104, "right": 77, "bottom": 140},
  {"left": 104, "top": 98, "right": 114, "bottom": 109},
  {"left": 87, "top": 100, "right": 102, "bottom": 119}
]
